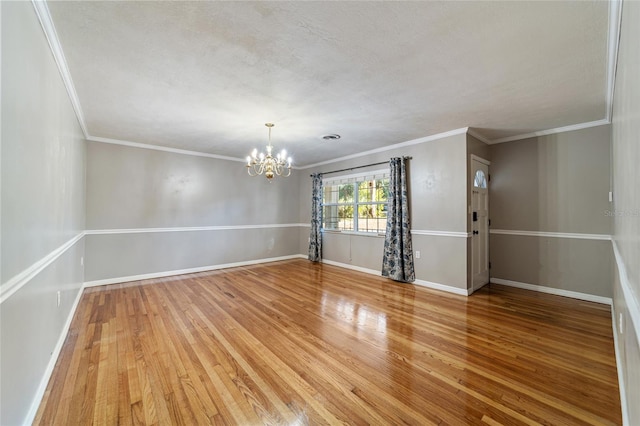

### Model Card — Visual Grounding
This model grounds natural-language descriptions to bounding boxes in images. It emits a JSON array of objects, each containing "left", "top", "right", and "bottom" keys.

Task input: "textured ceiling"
[{"left": 48, "top": 1, "right": 610, "bottom": 166}]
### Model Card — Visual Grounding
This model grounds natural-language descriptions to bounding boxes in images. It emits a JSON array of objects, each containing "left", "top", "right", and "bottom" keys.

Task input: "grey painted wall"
[
  {"left": 611, "top": 0, "right": 640, "bottom": 423},
  {"left": 301, "top": 133, "right": 470, "bottom": 290},
  {"left": 85, "top": 142, "right": 301, "bottom": 282},
  {"left": 1, "top": 3, "right": 86, "bottom": 424},
  {"left": 489, "top": 125, "right": 611, "bottom": 234},
  {"left": 488, "top": 125, "right": 613, "bottom": 297}
]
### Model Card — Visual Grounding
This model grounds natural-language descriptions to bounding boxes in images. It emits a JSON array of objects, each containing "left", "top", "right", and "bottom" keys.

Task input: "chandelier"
[{"left": 246, "top": 123, "right": 292, "bottom": 180}]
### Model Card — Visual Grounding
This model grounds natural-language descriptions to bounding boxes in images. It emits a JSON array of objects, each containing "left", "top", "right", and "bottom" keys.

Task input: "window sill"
[{"left": 322, "top": 230, "right": 386, "bottom": 238}]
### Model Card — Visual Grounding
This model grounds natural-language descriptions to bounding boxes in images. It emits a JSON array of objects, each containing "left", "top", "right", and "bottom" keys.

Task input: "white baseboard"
[
  {"left": 414, "top": 279, "right": 470, "bottom": 296},
  {"left": 490, "top": 278, "right": 613, "bottom": 305},
  {"left": 321, "top": 259, "right": 469, "bottom": 296},
  {"left": 84, "top": 254, "right": 308, "bottom": 287},
  {"left": 24, "top": 284, "right": 85, "bottom": 425},
  {"left": 320, "top": 259, "right": 381, "bottom": 276}
]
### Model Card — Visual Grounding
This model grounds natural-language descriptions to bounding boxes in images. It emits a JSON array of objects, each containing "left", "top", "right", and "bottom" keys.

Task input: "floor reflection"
[{"left": 316, "top": 277, "right": 419, "bottom": 396}]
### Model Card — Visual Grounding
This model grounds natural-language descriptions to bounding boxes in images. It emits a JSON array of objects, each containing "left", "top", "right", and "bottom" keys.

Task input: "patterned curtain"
[
  {"left": 308, "top": 173, "right": 323, "bottom": 262},
  {"left": 382, "top": 157, "right": 415, "bottom": 282}
]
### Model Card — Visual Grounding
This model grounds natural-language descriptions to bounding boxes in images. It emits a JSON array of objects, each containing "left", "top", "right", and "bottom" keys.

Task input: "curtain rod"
[{"left": 310, "top": 156, "right": 412, "bottom": 177}]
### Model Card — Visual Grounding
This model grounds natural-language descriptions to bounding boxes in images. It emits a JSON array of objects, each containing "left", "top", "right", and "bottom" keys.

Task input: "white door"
[{"left": 471, "top": 158, "right": 489, "bottom": 290}]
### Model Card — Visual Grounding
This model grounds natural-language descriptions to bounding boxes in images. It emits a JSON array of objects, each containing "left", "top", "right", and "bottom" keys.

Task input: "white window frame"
[{"left": 322, "top": 169, "right": 389, "bottom": 235}]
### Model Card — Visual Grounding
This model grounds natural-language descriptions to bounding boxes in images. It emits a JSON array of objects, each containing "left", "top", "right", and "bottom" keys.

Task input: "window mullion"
[{"left": 353, "top": 182, "right": 358, "bottom": 232}]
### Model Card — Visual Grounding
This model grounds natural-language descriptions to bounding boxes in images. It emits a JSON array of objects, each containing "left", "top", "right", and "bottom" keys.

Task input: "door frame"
[{"left": 470, "top": 155, "right": 491, "bottom": 293}]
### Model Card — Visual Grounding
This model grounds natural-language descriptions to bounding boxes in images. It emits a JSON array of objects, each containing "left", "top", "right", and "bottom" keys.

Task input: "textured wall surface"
[
  {"left": 0, "top": 3, "right": 86, "bottom": 424},
  {"left": 611, "top": 0, "right": 640, "bottom": 423}
]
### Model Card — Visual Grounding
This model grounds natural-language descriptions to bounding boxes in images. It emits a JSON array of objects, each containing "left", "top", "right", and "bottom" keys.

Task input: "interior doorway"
[{"left": 471, "top": 156, "right": 490, "bottom": 291}]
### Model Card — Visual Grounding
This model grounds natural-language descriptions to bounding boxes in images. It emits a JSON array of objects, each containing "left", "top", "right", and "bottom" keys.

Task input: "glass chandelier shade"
[{"left": 246, "top": 123, "right": 292, "bottom": 180}]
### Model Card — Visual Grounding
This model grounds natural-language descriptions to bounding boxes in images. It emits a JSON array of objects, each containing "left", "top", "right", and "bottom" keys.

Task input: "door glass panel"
[{"left": 473, "top": 170, "right": 487, "bottom": 188}]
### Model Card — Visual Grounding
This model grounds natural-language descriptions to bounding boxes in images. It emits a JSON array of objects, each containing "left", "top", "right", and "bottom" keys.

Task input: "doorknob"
[{"left": 473, "top": 230, "right": 479, "bottom": 235}]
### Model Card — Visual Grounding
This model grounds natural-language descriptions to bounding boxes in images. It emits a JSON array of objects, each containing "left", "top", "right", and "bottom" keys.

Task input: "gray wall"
[
  {"left": 85, "top": 142, "right": 301, "bottom": 282},
  {"left": 488, "top": 125, "right": 613, "bottom": 297},
  {"left": 1, "top": 3, "right": 86, "bottom": 424},
  {"left": 611, "top": 0, "right": 640, "bottom": 423},
  {"left": 301, "top": 133, "right": 470, "bottom": 291}
]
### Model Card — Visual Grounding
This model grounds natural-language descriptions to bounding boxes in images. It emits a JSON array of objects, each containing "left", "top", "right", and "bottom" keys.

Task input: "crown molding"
[
  {"left": 34, "top": 0, "right": 622, "bottom": 158},
  {"left": 606, "top": 0, "right": 622, "bottom": 122},
  {"left": 31, "top": 0, "right": 88, "bottom": 138},
  {"left": 87, "top": 136, "right": 246, "bottom": 163},
  {"left": 467, "top": 129, "right": 491, "bottom": 144},
  {"left": 488, "top": 119, "right": 610, "bottom": 145},
  {"left": 299, "top": 127, "right": 470, "bottom": 170}
]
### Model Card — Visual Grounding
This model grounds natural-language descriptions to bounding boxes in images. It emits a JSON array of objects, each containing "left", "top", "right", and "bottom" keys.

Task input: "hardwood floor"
[{"left": 35, "top": 259, "right": 621, "bottom": 425}]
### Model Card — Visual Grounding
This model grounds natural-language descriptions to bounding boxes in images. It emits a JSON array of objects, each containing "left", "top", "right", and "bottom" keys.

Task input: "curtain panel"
[
  {"left": 381, "top": 157, "right": 415, "bottom": 282},
  {"left": 308, "top": 173, "right": 323, "bottom": 262}
]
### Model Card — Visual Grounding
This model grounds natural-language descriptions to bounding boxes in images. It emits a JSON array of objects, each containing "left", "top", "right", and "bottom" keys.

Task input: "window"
[
  {"left": 473, "top": 169, "right": 487, "bottom": 188},
  {"left": 322, "top": 171, "right": 389, "bottom": 233}
]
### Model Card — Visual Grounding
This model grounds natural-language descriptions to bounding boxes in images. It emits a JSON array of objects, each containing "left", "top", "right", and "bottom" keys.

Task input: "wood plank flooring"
[{"left": 35, "top": 259, "right": 621, "bottom": 425}]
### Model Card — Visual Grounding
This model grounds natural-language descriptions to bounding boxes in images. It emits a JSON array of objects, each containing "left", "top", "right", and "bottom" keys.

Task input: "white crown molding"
[
  {"left": 0, "top": 232, "right": 85, "bottom": 304},
  {"left": 84, "top": 254, "right": 307, "bottom": 287},
  {"left": 606, "top": 0, "right": 623, "bottom": 122},
  {"left": 488, "top": 119, "right": 611, "bottom": 145},
  {"left": 87, "top": 136, "right": 246, "bottom": 163},
  {"left": 34, "top": 0, "right": 622, "bottom": 161},
  {"left": 490, "top": 278, "right": 612, "bottom": 306},
  {"left": 24, "top": 284, "right": 84, "bottom": 425},
  {"left": 31, "top": 1, "right": 88, "bottom": 138},
  {"left": 489, "top": 229, "right": 611, "bottom": 241},
  {"left": 85, "top": 223, "right": 309, "bottom": 235},
  {"left": 467, "top": 129, "right": 491, "bottom": 145},
  {"left": 299, "top": 127, "right": 470, "bottom": 170},
  {"left": 486, "top": 0, "right": 621, "bottom": 145},
  {"left": 411, "top": 230, "right": 471, "bottom": 238}
]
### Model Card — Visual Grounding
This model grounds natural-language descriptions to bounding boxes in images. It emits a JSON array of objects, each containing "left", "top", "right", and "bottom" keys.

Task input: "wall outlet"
[
  {"left": 415, "top": 250, "right": 421, "bottom": 259},
  {"left": 619, "top": 312, "right": 624, "bottom": 334},
  {"left": 80, "top": 256, "right": 84, "bottom": 266},
  {"left": 56, "top": 291, "right": 61, "bottom": 307}
]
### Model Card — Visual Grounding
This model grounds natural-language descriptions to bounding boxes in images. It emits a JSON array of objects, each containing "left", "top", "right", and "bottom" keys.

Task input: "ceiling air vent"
[{"left": 321, "top": 134, "right": 341, "bottom": 141}]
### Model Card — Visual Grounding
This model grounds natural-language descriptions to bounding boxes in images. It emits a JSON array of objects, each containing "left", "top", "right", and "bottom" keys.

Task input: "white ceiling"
[{"left": 47, "top": 1, "right": 612, "bottom": 166}]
